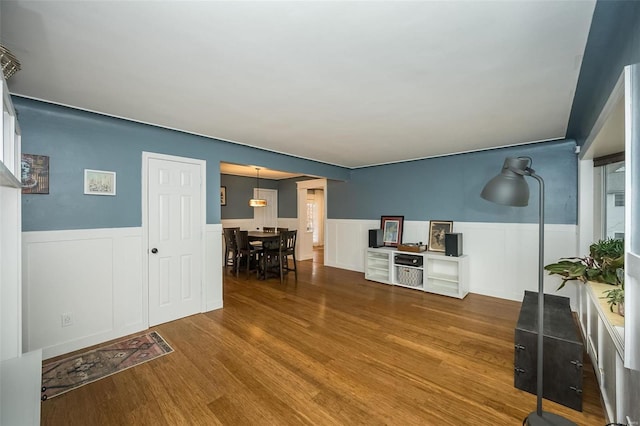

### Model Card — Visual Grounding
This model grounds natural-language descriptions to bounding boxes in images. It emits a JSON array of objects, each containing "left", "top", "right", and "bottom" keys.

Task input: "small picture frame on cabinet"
[
  {"left": 428, "top": 220, "right": 453, "bottom": 252},
  {"left": 380, "top": 215, "right": 404, "bottom": 247}
]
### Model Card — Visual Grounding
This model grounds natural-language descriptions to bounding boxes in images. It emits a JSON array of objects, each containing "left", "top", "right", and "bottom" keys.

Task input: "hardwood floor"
[{"left": 42, "top": 260, "right": 606, "bottom": 425}]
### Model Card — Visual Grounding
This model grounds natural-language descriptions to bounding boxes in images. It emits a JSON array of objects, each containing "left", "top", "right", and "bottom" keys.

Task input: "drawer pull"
[
  {"left": 569, "top": 386, "right": 583, "bottom": 394},
  {"left": 514, "top": 367, "right": 526, "bottom": 374},
  {"left": 514, "top": 344, "right": 526, "bottom": 351},
  {"left": 570, "top": 360, "right": 583, "bottom": 369}
]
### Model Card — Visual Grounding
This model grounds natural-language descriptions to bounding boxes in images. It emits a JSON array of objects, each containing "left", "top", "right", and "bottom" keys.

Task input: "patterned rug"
[{"left": 41, "top": 331, "right": 173, "bottom": 399}]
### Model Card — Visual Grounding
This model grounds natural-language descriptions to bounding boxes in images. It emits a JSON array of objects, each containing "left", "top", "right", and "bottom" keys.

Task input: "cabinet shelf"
[
  {"left": 365, "top": 248, "right": 468, "bottom": 299},
  {"left": 426, "top": 273, "right": 458, "bottom": 283}
]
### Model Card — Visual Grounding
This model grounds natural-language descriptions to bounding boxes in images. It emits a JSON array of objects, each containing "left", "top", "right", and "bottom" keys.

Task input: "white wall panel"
[
  {"left": 220, "top": 218, "right": 256, "bottom": 230},
  {"left": 24, "top": 225, "right": 223, "bottom": 360},
  {"left": 326, "top": 219, "right": 577, "bottom": 303},
  {"left": 205, "top": 224, "right": 223, "bottom": 311},
  {"left": 23, "top": 228, "right": 144, "bottom": 360}
]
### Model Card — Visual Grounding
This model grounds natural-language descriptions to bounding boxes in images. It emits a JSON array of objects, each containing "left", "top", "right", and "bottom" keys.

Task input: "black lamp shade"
[{"left": 481, "top": 157, "right": 530, "bottom": 207}]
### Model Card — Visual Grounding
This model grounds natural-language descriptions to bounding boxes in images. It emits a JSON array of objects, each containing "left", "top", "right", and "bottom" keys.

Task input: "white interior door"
[
  {"left": 147, "top": 155, "right": 204, "bottom": 326},
  {"left": 253, "top": 188, "right": 277, "bottom": 230}
]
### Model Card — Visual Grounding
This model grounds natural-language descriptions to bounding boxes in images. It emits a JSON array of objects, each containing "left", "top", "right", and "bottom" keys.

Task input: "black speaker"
[
  {"left": 445, "top": 233, "right": 463, "bottom": 257},
  {"left": 369, "top": 229, "right": 383, "bottom": 248}
]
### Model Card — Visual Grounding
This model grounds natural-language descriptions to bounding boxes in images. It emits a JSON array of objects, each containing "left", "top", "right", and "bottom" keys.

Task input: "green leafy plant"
[
  {"left": 603, "top": 285, "right": 625, "bottom": 313},
  {"left": 544, "top": 238, "right": 624, "bottom": 289}
]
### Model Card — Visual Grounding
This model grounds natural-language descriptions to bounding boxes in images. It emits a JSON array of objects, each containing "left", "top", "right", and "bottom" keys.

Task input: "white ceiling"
[{"left": 1, "top": 1, "right": 595, "bottom": 168}]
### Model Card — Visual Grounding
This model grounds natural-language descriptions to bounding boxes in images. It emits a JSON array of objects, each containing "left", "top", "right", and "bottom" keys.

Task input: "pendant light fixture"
[{"left": 249, "top": 167, "right": 267, "bottom": 207}]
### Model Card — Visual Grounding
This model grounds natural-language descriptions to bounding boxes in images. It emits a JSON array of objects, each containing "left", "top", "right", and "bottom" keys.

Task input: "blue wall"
[
  {"left": 277, "top": 177, "right": 316, "bottom": 218},
  {"left": 15, "top": 97, "right": 350, "bottom": 231},
  {"left": 567, "top": 1, "right": 640, "bottom": 145},
  {"left": 329, "top": 140, "right": 578, "bottom": 224},
  {"left": 220, "top": 174, "right": 278, "bottom": 219},
  {"left": 16, "top": 98, "right": 579, "bottom": 230}
]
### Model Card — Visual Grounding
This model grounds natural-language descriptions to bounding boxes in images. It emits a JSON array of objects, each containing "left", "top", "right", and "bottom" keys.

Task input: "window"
[
  {"left": 603, "top": 161, "right": 625, "bottom": 239},
  {"left": 614, "top": 193, "right": 624, "bottom": 207}
]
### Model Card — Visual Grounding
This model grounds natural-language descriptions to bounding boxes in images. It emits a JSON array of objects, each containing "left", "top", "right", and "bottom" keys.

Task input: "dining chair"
[
  {"left": 262, "top": 230, "right": 297, "bottom": 284},
  {"left": 276, "top": 227, "right": 289, "bottom": 232},
  {"left": 280, "top": 230, "right": 297, "bottom": 282},
  {"left": 263, "top": 227, "right": 276, "bottom": 233},
  {"left": 222, "top": 227, "right": 239, "bottom": 271},
  {"left": 234, "top": 230, "right": 260, "bottom": 278}
]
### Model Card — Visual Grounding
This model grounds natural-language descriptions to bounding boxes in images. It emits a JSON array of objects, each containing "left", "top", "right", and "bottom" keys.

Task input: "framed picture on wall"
[
  {"left": 21, "top": 153, "right": 50, "bottom": 194},
  {"left": 220, "top": 186, "right": 227, "bottom": 206},
  {"left": 84, "top": 169, "right": 116, "bottom": 196},
  {"left": 428, "top": 220, "right": 453, "bottom": 252},
  {"left": 380, "top": 215, "right": 404, "bottom": 247}
]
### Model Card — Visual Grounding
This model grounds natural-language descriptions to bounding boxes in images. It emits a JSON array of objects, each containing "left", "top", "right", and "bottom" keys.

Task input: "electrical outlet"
[
  {"left": 627, "top": 416, "right": 639, "bottom": 426},
  {"left": 61, "top": 312, "right": 73, "bottom": 327}
]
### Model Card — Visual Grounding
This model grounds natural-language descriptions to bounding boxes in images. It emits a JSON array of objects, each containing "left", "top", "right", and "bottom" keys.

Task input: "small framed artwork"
[
  {"left": 220, "top": 186, "right": 227, "bottom": 206},
  {"left": 380, "top": 215, "right": 404, "bottom": 247},
  {"left": 84, "top": 169, "right": 116, "bottom": 196},
  {"left": 21, "top": 153, "right": 50, "bottom": 194},
  {"left": 428, "top": 220, "right": 453, "bottom": 252}
]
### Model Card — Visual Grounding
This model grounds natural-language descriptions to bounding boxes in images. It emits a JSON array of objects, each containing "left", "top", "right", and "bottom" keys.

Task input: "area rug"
[{"left": 41, "top": 331, "right": 173, "bottom": 399}]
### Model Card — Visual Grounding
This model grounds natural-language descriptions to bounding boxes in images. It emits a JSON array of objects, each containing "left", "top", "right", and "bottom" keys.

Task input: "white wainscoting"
[
  {"left": 221, "top": 218, "right": 256, "bottom": 231},
  {"left": 325, "top": 219, "right": 578, "bottom": 304},
  {"left": 205, "top": 224, "right": 223, "bottom": 311},
  {"left": 23, "top": 227, "right": 145, "bottom": 359},
  {"left": 23, "top": 225, "right": 223, "bottom": 360}
]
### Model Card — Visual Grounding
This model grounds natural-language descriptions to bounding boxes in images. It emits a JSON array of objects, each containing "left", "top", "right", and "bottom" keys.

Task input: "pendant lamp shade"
[
  {"left": 249, "top": 167, "right": 267, "bottom": 207},
  {"left": 481, "top": 157, "right": 531, "bottom": 207}
]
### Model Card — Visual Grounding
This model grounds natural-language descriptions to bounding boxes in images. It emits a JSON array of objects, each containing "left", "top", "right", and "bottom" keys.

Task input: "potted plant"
[
  {"left": 603, "top": 284, "right": 625, "bottom": 316},
  {"left": 544, "top": 238, "right": 624, "bottom": 289}
]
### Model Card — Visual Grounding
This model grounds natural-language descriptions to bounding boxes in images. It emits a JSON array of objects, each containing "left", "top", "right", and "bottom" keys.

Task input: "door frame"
[
  {"left": 296, "top": 178, "right": 327, "bottom": 262},
  {"left": 141, "top": 151, "right": 207, "bottom": 327}
]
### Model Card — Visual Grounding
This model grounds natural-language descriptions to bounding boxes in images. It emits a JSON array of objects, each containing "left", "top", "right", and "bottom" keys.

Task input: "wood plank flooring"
[{"left": 41, "top": 259, "right": 606, "bottom": 425}]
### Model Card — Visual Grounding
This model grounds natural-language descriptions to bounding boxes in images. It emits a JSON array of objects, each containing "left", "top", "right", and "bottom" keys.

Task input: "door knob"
[{"left": 151, "top": 248, "right": 158, "bottom": 254}]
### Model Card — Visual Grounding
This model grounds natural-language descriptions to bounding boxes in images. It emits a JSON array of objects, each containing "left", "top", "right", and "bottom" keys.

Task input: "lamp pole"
[
  {"left": 481, "top": 157, "right": 576, "bottom": 426},
  {"left": 530, "top": 172, "right": 544, "bottom": 417}
]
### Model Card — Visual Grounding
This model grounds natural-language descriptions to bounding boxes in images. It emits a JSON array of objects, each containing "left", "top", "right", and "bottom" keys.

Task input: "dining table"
[
  {"left": 247, "top": 231, "right": 281, "bottom": 279},
  {"left": 247, "top": 231, "right": 281, "bottom": 242}
]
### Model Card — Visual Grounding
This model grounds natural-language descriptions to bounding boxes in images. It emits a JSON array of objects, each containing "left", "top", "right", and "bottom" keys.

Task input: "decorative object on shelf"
[
  {"left": 444, "top": 233, "right": 463, "bottom": 257},
  {"left": 220, "top": 186, "right": 227, "bottom": 206},
  {"left": 544, "top": 238, "right": 624, "bottom": 289},
  {"left": 84, "top": 169, "right": 116, "bottom": 196},
  {"left": 603, "top": 285, "right": 625, "bottom": 316},
  {"left": 368, "top": 229, "right": 383, "bottom": 248},
  {"left": 603, "top": 269, "right": 625, "bottom": 316},
  {"left": 21, "top": 153, "right": 49, "bottom": 194},
  {"left": 249, "top": 167, "right": 267, "bottom": 207},
  {"left": 428, "top": 220, "right": 453, "bottom": 252},
  {"left": 0, "top": 44, "right": 21, "bottom": 80},
  {"left": 380, "top": 215, "right": 404, "bottom": 247},
  {"left": 481, "top": 156, "right": 576, "bottom": 426},
  {"left": 398, "top": 243, "right": 426, "bottom": 253}
]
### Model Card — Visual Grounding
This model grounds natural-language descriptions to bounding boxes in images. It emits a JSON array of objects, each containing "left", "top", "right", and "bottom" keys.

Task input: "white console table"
[{"left": 365, "top": 247, "right": 469, "bottom": 299}]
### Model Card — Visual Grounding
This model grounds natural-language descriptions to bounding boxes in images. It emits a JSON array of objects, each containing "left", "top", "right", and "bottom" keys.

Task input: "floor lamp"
[{"left": 481, "top": 157, "right": 576, "bottom": 426}]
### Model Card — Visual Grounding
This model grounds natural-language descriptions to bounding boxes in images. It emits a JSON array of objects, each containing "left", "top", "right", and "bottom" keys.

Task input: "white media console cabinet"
[{"left": 365, "top": 247, "right": 469, "bottom": 299}]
